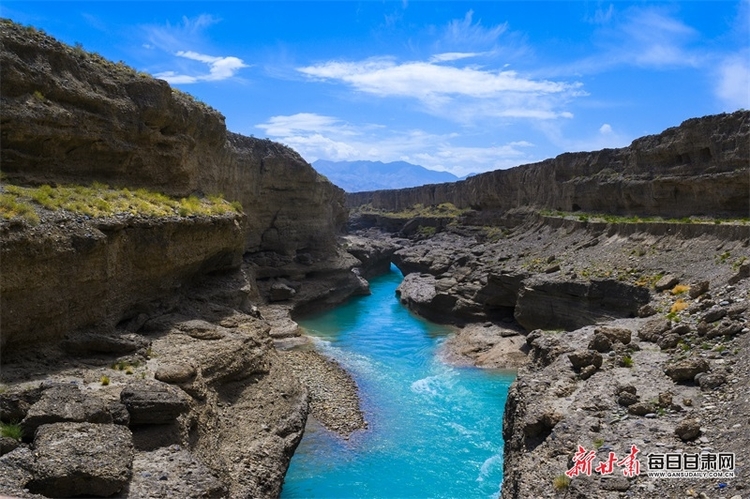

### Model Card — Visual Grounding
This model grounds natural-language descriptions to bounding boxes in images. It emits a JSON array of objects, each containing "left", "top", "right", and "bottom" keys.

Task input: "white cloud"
[
  {"left": 143, "top": 15, "right": 247, "bottom": 84},
  {"left": 154, "top": 50, "right": 248, "bottom": 84},
  {"left": 599, "top": 123, "right": 613, "bottom": 134},
  {"left": 255, "top": 113, "right": 537, "bottom": 176},
  {"left": 716, "top": 52, "right": 750, "bottom": 110},
  {"left": 298, "top": 58, "right": 582, "bottom": 122},
  {"left": 256, "top": 113, "right": 352, "bottom": 136},
  {"left": 429, "top": 52, "right": 483, "bottom": 63}
]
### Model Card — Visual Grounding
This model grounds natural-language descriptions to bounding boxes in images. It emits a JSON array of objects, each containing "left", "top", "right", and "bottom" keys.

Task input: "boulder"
[
  {"left": 628, "top": 402, "right": 655, "bottom": 416},
  {"left": 27, "top": 422, "right": 133, "bottom": 497},
  {"left": 657, "top": 333, "right": 681, "bottom": 350},
  {"left": 688, "top": 280, "right": 709, "bottom": 299},
  {"left": 588, "top": 333, "right": 612, "bottom": 353},
  {"left": 596, "top": 326, "right": 632, "bottom": 345},
  {"left": 568, "top": 349, "right": 603, "bottom": 372},
  {"left": 664, "top": 358, "right": 710, "bottom": 382},
  {"left": 697, "top": 373, "right": 726, "bottom": 391},
  {"left": 0, "top": 385, "right": 45, "bottom": 423},
  {"left": 22, "top": 384, "right": 128, "bottom": 434},
  {"left": 702, "top": 306, "right": 727, "bottom": 323},
  {"left": 654, "top": 274, "right": 679, "bottom": 292},
  {"left": 155, "top": 362, "right": 198, "bottom": 384},
  {"left": 0, "top": 436, "right": 19, "bottom": 456},
  {"left": 728, "top": 262, "right": 750, "bottom": 285},
  {"left": 638, "top": 318, "right": 671, "bottom": 343},
  {"left": 120, "top": 380, "right": 190, "bottom": 425},
  {"left": 705, "top": 320, "right": 743, "bottom": 339},
  {"left": 617, "top": 391, "right": 639, "bottom": 407},
  {"left": 674, "top": 418, "right": 701, "bottom": 441},
  {"left": 395, "top": 273, "right": 461, "bottom": 323}
]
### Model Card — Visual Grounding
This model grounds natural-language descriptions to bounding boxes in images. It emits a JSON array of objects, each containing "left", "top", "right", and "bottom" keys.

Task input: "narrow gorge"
[{"left": 1, "top": 19, "right": 749, "bottom": 499}]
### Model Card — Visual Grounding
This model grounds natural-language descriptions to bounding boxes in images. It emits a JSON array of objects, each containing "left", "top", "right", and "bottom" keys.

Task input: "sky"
[{"left": 3, "top": 1, "right": 749, "bottom": 177}]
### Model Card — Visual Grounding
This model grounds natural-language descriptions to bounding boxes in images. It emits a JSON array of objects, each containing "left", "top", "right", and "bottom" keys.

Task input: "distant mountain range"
[{"left": 312, "top": 160, "right": 460, "bottom": 192}]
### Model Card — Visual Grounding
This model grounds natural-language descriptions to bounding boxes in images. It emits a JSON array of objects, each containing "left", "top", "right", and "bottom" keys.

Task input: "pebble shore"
[{"left": 280, "top": 348, "right": 367, "bottom": 438}]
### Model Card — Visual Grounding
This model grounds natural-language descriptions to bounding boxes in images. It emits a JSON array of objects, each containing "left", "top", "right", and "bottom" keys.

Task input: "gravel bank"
[{"left": 279, "top": 349, "right": 367, "bottom": 438}]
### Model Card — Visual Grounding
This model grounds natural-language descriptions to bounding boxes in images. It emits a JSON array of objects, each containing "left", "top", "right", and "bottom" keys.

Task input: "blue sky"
[{"left": 4, "top": 1, "right": 749, "bottom": 176}]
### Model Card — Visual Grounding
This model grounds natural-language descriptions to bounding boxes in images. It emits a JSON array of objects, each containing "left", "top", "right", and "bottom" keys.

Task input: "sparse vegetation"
[
  {"left": 593, "top": 438, "right": 604, "bottom": 449},
  {"left": 112, "top": 360, "right": 140, "bottom": 372},
  {"left": 100, "top": 375, "right": 110, "bottom": 386},
  {"left": 539, "top": 210, "right": 750, "bottom": 226},
  {"left": 670, "top": 284, "right": 690, "bottom": 295},
  {"left": 553, "top": 474, "right": 571, "bottom": 490},
  {"left": 0, "top": 182, "right": 242, "bottom": 221},
  {"left": 0, "top": 192, "right": 40, "bottom": 224},
  {"left": 0, "top": 422, "right": 23, "bottom": 440},
  {"left": 670, "top": 299, "right": 689, "bottom": 314},
  {"left": 621, "top": 355, "right": 634, "bottom": 368},
  {"left": 354, "top": 202, "right": 469, "bottom": 220},
  {"left": 716, "top": 251, "right": 731, "bottom": 264},
  {"left": 32, "top": 90, "right": 45, "bottom": 102}
]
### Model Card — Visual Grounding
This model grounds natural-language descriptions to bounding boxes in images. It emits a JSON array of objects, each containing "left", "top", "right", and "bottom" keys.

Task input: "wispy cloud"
[
  {"left": 429, "top": 52, "right": 483, "bottom": 63},
  {"left": 443, "top": 10, "right": 507, "bottom": 48},
  {"left": 143, "top": 15, "right": 247, "bottom": 84},
  {"left": 298, "top": 57, "right": 582, "bottom": 122},
  {"left": 143, "top": 14, "right": 219, "bottom": 52},
  {"left": 154, "top": 50, "right": 248, "bottom": 84},
  {"left": 255, "top": 113, "right": 537, "bottom": 176}
]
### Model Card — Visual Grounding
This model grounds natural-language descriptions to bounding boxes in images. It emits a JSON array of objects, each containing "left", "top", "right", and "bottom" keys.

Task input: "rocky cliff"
[
  {"left": 0, "top": 20, "right": 362, "bottom": 499},
  {"left": 0, "top": 19, "right": 347, "bottom": 255},
  {"left": 347, "top": 111, "right": 749, "bottom": 219}
]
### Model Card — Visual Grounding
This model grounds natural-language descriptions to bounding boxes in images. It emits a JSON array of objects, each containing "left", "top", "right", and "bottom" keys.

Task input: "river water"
[{"left": 281, "top": 265, "right": 516, "bottom": 499}]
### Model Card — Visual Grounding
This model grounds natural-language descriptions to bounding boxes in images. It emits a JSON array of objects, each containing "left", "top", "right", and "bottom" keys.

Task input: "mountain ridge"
[{"left": 312, "top": 159, "right": 459, "bottom": 192}]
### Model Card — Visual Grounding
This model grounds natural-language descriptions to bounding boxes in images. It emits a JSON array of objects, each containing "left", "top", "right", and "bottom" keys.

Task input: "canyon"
[{"left": 1, "top": 18, "right": 749, "bottom": 499}]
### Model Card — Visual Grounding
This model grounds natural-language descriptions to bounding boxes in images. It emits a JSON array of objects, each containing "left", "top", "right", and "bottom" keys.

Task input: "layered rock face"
[
  {"left": 348, "top": 111, "right": 749, "bottom": 218},
  {"left": 0, "top": 20, "right": 346, "bottom": 254},
  {"left": 1, "top": 213, "right": 245, "bottom": 349},
  {"left": 0, "top": 20, "right": 359, "bottom": 499}
]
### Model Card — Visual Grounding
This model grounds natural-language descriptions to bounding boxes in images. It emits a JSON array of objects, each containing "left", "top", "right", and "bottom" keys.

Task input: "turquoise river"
[{"left": 281, "top": 265, "right": 516, "bottom": 499}]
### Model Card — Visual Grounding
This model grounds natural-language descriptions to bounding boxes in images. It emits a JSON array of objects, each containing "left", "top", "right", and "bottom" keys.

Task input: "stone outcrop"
[
  {"left": 347, "top": 110, "right": 749, "bottom": 219},
  {"left": 1, "top": 213, "right": 245, "bottom": 350},
  {"left": 27, "top": 422, "right": 134, "bottom": 498},
  {"left": 514, "top": 277, "right": 650, "bottom": 331}
]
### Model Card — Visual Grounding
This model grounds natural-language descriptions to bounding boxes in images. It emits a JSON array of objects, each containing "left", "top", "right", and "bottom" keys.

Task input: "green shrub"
[{"left": 0, "top": 422, "right": 23, "bottom": 440}]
